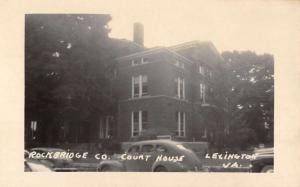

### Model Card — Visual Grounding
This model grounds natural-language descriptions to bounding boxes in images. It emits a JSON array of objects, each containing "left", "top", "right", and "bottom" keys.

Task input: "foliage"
[
  {"left": 25, "top": 14, "right": 116, "bottom": 145},
  {"left": 221, "top": 51, "right": 274, "bottom": 148}
]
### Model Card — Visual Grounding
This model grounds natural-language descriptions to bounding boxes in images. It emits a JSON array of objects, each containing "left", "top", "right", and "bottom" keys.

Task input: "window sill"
[
  {"left": 131, "top": 95, "right": 151, "bottom": 99},
  {"left": 173, "top": 96, "right": 188, "bottom": 102},
  {"left": 131, "top": 62, "right": 150, "bottom": 67}
]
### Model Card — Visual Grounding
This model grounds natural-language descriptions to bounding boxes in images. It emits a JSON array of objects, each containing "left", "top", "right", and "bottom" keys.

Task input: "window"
[
  {"left": 142, "top": 76, "right": 148, "bottom": 96},
  {"left": 175, "top": 61, "right": 184, "bottom": 69},
  {"left": 175, "top": 60, "right": 185, "bottom": 69},
  {"left": 30, "top": 121, "right": 37, "bottom": 140},
  {"left": 199, "top": 65, "right": 205, "bottom": 75},
  {"left": 205, "top": 68, "right": 213, "bottom": 80},
  {"left": 142, "top": 110, "right": 149, "bottom": 129},
  {"left": 200, "top": 83, "right": 206, "bottom": 103},
  {"left": 133, "top": 76, "right": 139, "bottom": 97},
  {"left": 175, "top": 111, "right": 186, "bottom": 137},
  {"left": 132, "top": 75, "right": 148, "bottom": 98},
  {"left": 30, "top": 121, "right": 37, "bottom": 131},
  {"left": 132, "top": 58, "right": 149, "bottom": 66},
  {"left": 99, "top": 116, "right": 113, "bottom": 139},
  {"left": 156, "top": 145, "right": 167, "bottom": 152},
  {"left": 141, "top": 144, "right": 155, "bottom": 153},
  {"left": 132, "top": 59, "right": 141, "bottom": 66},
  {"left": 175, "top": 77, "right": 185, "bottom": 99},
  {"left": 142, "top": 57, "right": 148, "bottom": 64},
  {"left": 202, "top": 128, "right": 207, "bottom": 138},
  {"left": 131, "top": 111, "right": 148, "bottom": 137},
  {"left": 128, "top": 145, "right": 140, "bottom": 153},
  {"left": 132, "top": 111, "right": 139, "bottom": 136}
]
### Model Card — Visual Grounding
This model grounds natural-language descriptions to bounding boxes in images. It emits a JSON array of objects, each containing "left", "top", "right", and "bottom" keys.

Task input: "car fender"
[
  {"left": 152, "top": 160, "right": 186, "bottom": 172},
  {"left": 98, "top": 160, "right": 125, "bottom": 171}
]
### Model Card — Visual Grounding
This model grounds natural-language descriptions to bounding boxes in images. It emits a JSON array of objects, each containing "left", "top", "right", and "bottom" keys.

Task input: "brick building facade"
[{"left": 115, "top": 40, "right": 225, "bottom": 142}]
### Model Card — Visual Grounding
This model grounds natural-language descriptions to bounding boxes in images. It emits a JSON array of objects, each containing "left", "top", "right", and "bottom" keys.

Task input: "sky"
[{"left": 106, "top": 0, "right": 299, "bottom": 57}]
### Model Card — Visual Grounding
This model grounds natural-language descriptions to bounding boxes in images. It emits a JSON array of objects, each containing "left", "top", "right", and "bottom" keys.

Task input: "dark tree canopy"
[
  {"left": 221, "top": 51, "right": 274, "bottom": 148},
  {"left": 25, "top": 14, "right": 117, "bottom": 145}
]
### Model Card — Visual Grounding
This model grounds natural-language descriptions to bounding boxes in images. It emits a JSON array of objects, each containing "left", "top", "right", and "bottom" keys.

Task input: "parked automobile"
[
  {"left": 25, "top": 159, "right": 54, "bottom": 172},
  {"left": 24, "top": 150, "right": 53, "bottom": 172},
  {"left": 29, "top": 147, "right": 77, "bottom": 172},
  {"left": 97, "top": 140, "right": 204, "bottom": 172},
  {"left": 250, "top": 147, "right": 274, "bottom": 173}
]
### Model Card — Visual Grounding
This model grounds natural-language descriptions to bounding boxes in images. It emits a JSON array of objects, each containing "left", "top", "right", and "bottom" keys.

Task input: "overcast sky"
[{"left": 106, "top": 0, "right": 299, "bottom": 57}]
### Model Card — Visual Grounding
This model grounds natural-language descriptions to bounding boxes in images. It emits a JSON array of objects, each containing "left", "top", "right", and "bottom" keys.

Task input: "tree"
[
  {"left": 221, "top": 51, "right": 274, "bottom": 148},
  {"left": 25, "top": 14, "right": 116, "bottom": 145}
]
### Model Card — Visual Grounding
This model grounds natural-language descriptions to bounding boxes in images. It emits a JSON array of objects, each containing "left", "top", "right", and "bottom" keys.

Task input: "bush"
[{"left": 225, "top": 128, "right": 258, "bottom": 150}]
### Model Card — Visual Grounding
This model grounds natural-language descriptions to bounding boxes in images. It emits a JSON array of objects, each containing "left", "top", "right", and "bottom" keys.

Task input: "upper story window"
[
  {"left": 205, "top": 68, "right": 213, "bottom": 80},
  {"left": 131, "top": 110, "right": 148, "bottom": 137},
  {"left": 175, "top": 111, "right": 186, "bottom": 137},
  {"left": 175, "top": 77, "right": 185, "bottom": 99},
  {"left": 132, "top": 75, "right": 148, "bottom": 98},
  {"left": 202, "top": 128, "right": 207, "bottom": 138},
  {"left": 132, "top": 59, "right": 141, "bottom": 66},
  {"left": 200, "top": 83, "right": 206, "bottom": 103},
  {"left": 199, "top": 65, "right": 205, "bottom": 75},
  {"left": 199, "top": 65, "right": 213, "bottom": 79},
  {"left": 175, "top": 60, "right": 185, "bottom": 69},
  {"left": 132, "top": 57, "right": 149, "bottom": 66},
  {"left": 142, "top": 57, "right": 149, "bottom": 64},
  {"left": 175, "top": 60, "right": 184, "bottom": 69}
]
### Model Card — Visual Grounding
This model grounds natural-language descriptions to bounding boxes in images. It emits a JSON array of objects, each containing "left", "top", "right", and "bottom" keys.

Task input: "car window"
[
  {"left": 141, "top": 144, "right": 155, "bottom": 153},
  {"left": 156, "top": 145, "right": 168, "bottom": 153},
  {"left": 128, "top": 145, "right": 140, "bottom": 153}
]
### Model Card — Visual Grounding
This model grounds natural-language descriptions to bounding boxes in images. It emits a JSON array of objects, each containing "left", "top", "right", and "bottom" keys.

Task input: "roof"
[
  {"left": 169, "top": 40, "right": 224, "bottom": 62},
  {"left": 116, "top": 47, "right": 193, "bottom": 64},
  {"left": 111, "top": 38, "right": 145, "bottom": 57},
  {"left": 116, "top": 40, "right": 223, "bottom": 64},
  {"left": 131, "top": 139, "right": 180, "bottom": 145},
  {"left": 254, "top": 147, "right": 274, "bottom": 154}
]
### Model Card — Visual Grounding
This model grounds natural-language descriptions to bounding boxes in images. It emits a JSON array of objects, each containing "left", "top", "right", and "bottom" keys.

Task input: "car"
[
  {"left": 250, "top": 147, "right": 274, "bottom": 173},
  {"left": 24, "top": 150, "right": 53, "bottom": 172},
  {"left": 25, "top": 159, "right": 54, "bottom": 172},
  {"left": 29, "top": 147, "right": 78, "bottom": 172},
  {"left": 97, "top": 140, "right": 204, "bottom": 172}
]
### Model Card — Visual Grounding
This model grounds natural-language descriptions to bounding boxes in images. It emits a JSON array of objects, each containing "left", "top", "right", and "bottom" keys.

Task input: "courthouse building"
[
  {"left": 114, "top": 23, "right": 225, "bottom": 142},
  {"left": 25, "top": 23, "right": 227, "bottom": 147}
]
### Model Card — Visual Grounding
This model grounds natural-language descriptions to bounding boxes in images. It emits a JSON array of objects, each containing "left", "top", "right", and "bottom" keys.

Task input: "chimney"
[{"left": 133, "top": 22, "right": 144, "bottom": 46}]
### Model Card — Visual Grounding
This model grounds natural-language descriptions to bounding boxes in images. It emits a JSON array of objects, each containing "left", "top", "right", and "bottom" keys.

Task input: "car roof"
[
  {"left": 131, "top": 139, "right": 180, "bottom": 146},
  {"left": 254, "top": 147, "right": 274, "bottom": 154}
]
